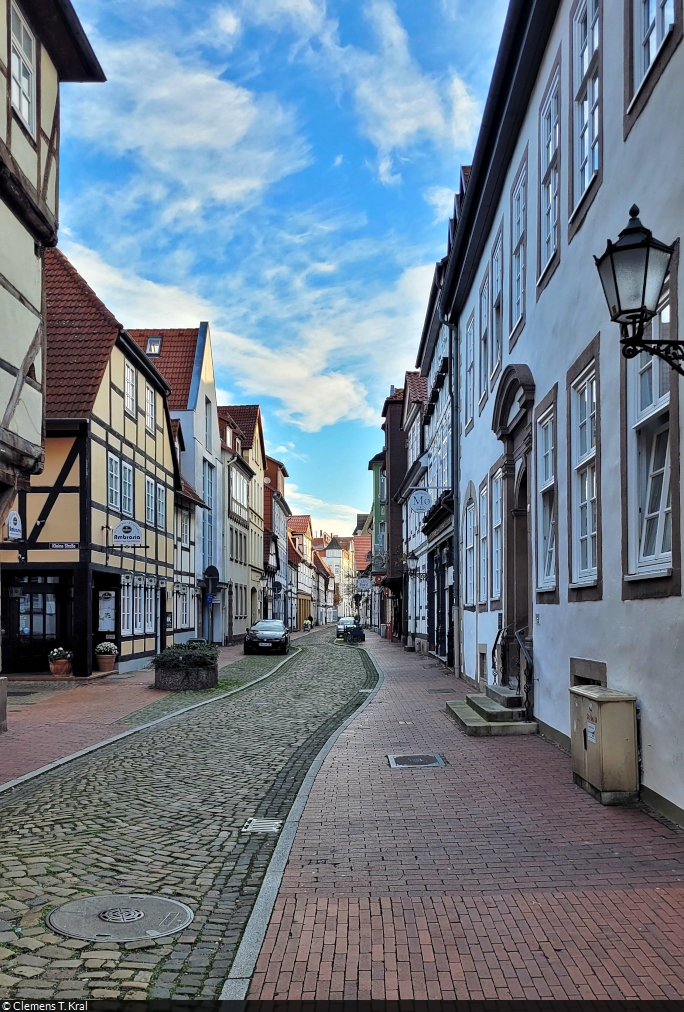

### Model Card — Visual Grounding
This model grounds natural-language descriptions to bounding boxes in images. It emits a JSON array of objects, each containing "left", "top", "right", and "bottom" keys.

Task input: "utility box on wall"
[{"left": 570, "top": 685, "right": 638, "bottom": 805}]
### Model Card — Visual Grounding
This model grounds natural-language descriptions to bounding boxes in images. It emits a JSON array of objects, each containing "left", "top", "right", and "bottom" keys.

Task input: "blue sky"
[{"left": 61, "top": 0, "right": 507, "bottom": 533}]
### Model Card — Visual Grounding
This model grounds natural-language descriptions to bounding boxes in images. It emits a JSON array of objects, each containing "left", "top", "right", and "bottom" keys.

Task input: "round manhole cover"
[{"left": 47, "top": 894, "right": 194, "bottom": 942}]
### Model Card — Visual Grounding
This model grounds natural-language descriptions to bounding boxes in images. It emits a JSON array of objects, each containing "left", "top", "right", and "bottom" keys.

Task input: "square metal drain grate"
[
  {"left": 242, "top": 818, "right": 283, "bottom": 833},
  {"left": 387, "top": 753, "right": 445, "bottom": 768}
]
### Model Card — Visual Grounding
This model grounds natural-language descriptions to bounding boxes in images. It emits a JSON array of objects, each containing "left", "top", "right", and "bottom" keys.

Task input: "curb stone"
[
  {"left": 0, "top": 647, "right": 302, "bottom": 796},
  {"left": 219, "top": 647, "right": 383, "bottom": 1000}
]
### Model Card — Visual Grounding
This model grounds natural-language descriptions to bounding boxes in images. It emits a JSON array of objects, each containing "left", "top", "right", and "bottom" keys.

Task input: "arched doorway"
[{"left": 491, "top": 365, "right": 535, "bottom": 708}]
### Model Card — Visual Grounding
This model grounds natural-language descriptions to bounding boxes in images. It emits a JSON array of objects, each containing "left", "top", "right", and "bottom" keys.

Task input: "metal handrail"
[{"left": 515, "top": 628, "right": 534, "bottom": 720}]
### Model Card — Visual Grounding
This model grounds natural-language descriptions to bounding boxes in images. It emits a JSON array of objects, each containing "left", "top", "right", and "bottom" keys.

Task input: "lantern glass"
[
  {"left": 407, "top": 552, "right": 418, "bottom": 573},
  {"left": 612, "top": 244, "right": 648, "bottom": 320},
  {"left": 643, "top": 246, "right": 672, "bottom": 315},
  {"left": 596, "top": 248, "right": 619, "bottom": 318}
]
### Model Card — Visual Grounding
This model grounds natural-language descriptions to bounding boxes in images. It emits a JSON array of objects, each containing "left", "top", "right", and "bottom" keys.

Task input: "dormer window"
[
  {"left": 146, "top": 335, "right": 162, "bottom": 356},
  {"left": 11, "top": 4, "right": 35, "bottom": 135}
]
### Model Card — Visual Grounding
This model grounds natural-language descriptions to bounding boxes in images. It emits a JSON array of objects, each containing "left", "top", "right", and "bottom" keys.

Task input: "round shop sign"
[
  {"left": 408, "top": 489, "right": 432, "bottom": 513},
  {"left": 112, "top": 520, "right": 143, "bottom": 546}
]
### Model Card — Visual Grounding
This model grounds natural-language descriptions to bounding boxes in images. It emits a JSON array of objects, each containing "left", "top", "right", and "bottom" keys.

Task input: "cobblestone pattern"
[
  {"left": 0, "top": 632, "right": 377, "bottom": 1002},
  {"left": 249, "top": 635, "right": 684, "bottom": 1001}
]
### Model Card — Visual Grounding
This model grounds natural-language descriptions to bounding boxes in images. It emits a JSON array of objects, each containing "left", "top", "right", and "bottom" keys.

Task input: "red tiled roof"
[
  {"left": 313, "top": 551, "right": 333, "bottom": 577},
  {"left": 337, "top": 536, "right": 353, "bottom": 550},
  {"left": 129, "top": 328, "right": 199, "bottom": 411},
  {"left": 405, "top": 371, "right": 428, "bottom": 403},
  {"left": 217, "top": 406, "right": 246, "bottom": 442},
  {"left": 222, "top": 405, "right": 259, "bottom": 449},
  {"left": 288, "top": 534, "right": 303, "bottom": 564},
  {"left": 44, "top": 248, "right": 123, "bottom": 418},
  {"left": 179, "top": 477, "right": 207, "bottom": 509},
  {"left": 312, "top": 537, "right": 329, "bottom": 551},
  {"left": 353, "top": 535, "right": 372, "bottom": 567},
  {"left": 287, "top": 515, "right": 312, "bottom": 534}
]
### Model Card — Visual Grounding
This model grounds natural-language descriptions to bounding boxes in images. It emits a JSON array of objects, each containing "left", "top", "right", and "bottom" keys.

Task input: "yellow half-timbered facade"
[
  {"left": 0, "top": 249, "right": 189, "bottom": 675},
  {"left": 0, "top": 0, "right": 103, "bottom": 519}
]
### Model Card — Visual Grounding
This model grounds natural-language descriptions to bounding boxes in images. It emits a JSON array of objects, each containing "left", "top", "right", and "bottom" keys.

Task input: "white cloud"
[
  {"left": 423, "top": 184, "right": 454, "bottom": 222},
  {"left": 333, "top": 154, "right": 343, "bottom": 167},
  {"left": 285, "top": 485, "right": 363, "bottom": 536},
  {"left": 62, "top": 38, "right": 310, "bottom": 217}
]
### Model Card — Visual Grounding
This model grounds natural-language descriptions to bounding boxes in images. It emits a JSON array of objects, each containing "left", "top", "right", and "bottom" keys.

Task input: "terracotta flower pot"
[
  {"left": 95, "top": 654, "right": 117, "bottom": 672},
  {"left": 49, "top": 659, "right": 72, "bottom": 679}
]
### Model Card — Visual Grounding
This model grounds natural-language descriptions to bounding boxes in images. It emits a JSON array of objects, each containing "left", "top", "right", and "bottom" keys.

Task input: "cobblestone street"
[{"left": 0, "top": 629, "right": 376, "bottom": 1001}]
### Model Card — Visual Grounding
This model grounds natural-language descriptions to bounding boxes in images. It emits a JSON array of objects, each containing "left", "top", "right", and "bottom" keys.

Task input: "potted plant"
[
  {"left": 152, "top": 641, "right": 220, "bottom": 691},
  {"left": 94, "top": 641, "right": 118, "bottom": 672},
  {"left": 48, "top": 647, "right": 73, "bottom": 678}
]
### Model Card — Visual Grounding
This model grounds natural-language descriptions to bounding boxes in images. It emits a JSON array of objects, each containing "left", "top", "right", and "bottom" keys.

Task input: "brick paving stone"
[
  {"left": 0, "top": 630, "right": 376, "bottom": 1000},
  {"left": 248, "top": 634, "right": 684, "bottom": 1000}
]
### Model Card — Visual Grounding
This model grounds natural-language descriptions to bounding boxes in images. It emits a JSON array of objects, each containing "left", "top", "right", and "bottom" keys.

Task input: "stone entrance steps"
[{"left": 446, "top": 686, "right": 537, "bottom": 737}]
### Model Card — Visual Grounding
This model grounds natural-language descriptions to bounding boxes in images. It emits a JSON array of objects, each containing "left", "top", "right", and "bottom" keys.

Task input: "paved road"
[
  {"left": 250, "top": 635, "right": 684, "bottom": 1001},
  {"left": 0, "top": 629, "right": 376, "bottom": 1001}
]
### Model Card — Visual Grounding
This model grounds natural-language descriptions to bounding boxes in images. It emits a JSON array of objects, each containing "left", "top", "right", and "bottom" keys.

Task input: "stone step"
[
  {"left": 485, "top": 683, "right": 523, "bottom": 708},
  {"left": 445, "top": 701, "right": 538, "bottom": 737},
  {"left": 466, "top": 693, "right": 526, "bottom": 722}
]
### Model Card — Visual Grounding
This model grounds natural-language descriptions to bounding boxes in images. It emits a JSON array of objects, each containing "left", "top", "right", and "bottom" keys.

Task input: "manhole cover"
[
  {"left": 242, "top": 818, "right": 283, "bottom": 833},
  {"left": 47, "top": 894, "right": 194, "bottom": 942},
  {"left": 387, "top": 753, "right": 445, "bottom": 768},
  {"left": 426, "top": 688, "right": 452, "bottom": 693},
  {"left": 422, "top": 664, "right": 439, "bottom": 668}
]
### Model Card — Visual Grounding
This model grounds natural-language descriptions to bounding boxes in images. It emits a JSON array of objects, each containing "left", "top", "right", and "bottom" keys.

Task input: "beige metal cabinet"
[{"left": 569, "top": 685, "right": 638, "bottom": 805}]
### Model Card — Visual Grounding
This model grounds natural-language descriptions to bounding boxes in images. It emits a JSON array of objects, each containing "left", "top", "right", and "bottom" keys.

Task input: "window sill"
[
  {"left": 569, "top": 173, "right": 599, "bottom": 226},
  {"left": 537, "top": 583, "right": 556, "bottom": 593},
  {"left": 627, "top": 26, "right": 675, "bottom": 115},
  {"left": 568, "top": 578, "right": 598, "bottom": 589},
  {"left": 624, "top": 567, "right": 672, "bottom": 582}
]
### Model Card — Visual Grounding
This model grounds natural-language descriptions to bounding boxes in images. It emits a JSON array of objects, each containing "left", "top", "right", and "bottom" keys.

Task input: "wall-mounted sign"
[
  {"left": 112, "top": 520, "right": 142, "bottom": 546},
  {"left": 50, "top": 542, "right": 78, "bottom": 550},
  {"left": 98, "top": 591, "right": 116, "bottom": 632},
  {"left": 408, "top": 489, "right": 433, "bottom": 513},
  {"left": 357, "top": 577, "right": 372, "bottom": 591},
  {"left": 7, "top": 510, "right": 22, "bottom": 540}
]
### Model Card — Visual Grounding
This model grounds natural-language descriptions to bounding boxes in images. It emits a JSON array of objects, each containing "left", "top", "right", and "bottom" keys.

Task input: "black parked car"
[{"left": 244, "top": 620, "right": 290, "bottom": 655}]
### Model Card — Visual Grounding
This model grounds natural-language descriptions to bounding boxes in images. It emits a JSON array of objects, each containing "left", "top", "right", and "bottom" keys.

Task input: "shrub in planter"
[
  {"left": 152, "top": 642, "right": 220, "bottom": 690},
  {"left": 48, "top": 647, "right": 73, "bottom": 678},
  {"left": 95, "top": 641, "right": 118, "bottom": 672}
]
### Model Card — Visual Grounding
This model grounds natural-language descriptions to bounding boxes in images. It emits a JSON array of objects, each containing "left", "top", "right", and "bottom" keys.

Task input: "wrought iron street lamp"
[{"left": 595, "top": 205, "right": 679, "bottom": 371}]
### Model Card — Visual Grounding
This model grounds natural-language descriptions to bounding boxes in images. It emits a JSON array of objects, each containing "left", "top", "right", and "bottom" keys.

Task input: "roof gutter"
[{"left": 441, "top": 0, "right": 561, "bottom": 321}]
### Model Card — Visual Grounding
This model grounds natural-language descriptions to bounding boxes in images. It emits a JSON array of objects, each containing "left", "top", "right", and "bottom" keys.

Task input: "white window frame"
[
  {"left": 465, "top": 501, "right": 475, "bottom": 606},
  {"left": 634, "top": 0, "right": 675, "bottom": 88},
  {"left": 133, "top": 584, "right": 144, "bottom": 635},
  {"left": 145, "top": 586, "right": 155, "bottom": 634},
  {"left": 511, "top": 169, "right": 526, "bottom": 331},
  {"left": 627, "top": 283, "right": 672, "bottom": 575},
  {"left": 124, "top": 362, "right": 136, "bottom": 417},
  {"left": 121, "top": 460, "right": 134, "bottom": 517},
  {"left": 573, "top": 0, "right": 600, "bottom": 206},
  {"left": 181, "top": 510, "right": 190, "bottom": 547},
  {"left": 156, "top": 483, "right": 166, "bottom": 530},
  {"left": 10, "top": 3, "right": 35, "bottom": 135},
  {"left": 572, "top": 368, "right": 598, "bottom": 583},
  {"left": 465, "top": 316, "right": 475, "bottom": 426},
  {"left": 145, "top": 476, "right": 155, "bottom": 526},
  {"left": 537, "top": 412, "right": 556, "bottom": 590},
  {"left": 205, "top": 397, "right": 213, "bottom": 451},
  {"left": 145, "top": 385, "right": 156, "bottom": 432},
  {"left": 540, "top": 73, "right": 560, "bottom": 273},
  {"left": 121, "top": 584, "right": 132, "bottom": 636},
  {"left": 107, "top": 453, "right": 120, "bottom": 511},
  {"left": 491, "top": 235, "right": 503, "bottom": 376},
  {"left": 479, "top": 488, "right": 488, "bottom": 603},
  {"left": 203, "top": 460, "right": 214, "bottom": 568},
  {"left": 491, "top": 473, "right": 503, "bottom": 601},
  {"left": 479, "top": 275, "right": 490, "bottom": 401},
  {"left": 180, "top": 588, "right": 189, "bottom": 628}
]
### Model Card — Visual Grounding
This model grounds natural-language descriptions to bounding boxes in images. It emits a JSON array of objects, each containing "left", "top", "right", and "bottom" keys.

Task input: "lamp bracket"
[{"left": 620, "top": 320, "right": 684, "bottom": 376}]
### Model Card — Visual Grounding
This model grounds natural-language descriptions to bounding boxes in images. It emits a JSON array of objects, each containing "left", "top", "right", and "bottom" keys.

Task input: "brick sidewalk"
[{"left": 249, "top": 636, "right": 684, "bottom": 1001}]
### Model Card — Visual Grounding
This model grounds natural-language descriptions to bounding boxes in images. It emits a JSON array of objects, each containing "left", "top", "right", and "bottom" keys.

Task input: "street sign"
[
  {"left": 112, "top": 520, "right": 142, "bottom": 546},
  {"left": 357, "top": 577, "right": 372, "bottom": 591},
  {"left": 7, "top": 510, "right": 22, "bottom": 540},
  {"left": 408, "top": 489, "right": 432, "bottom": 513}
]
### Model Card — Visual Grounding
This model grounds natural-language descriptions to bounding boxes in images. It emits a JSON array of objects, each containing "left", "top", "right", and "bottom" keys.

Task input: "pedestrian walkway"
[{"left": 249, "top": 635, "right": 684, "bottom": 1001}]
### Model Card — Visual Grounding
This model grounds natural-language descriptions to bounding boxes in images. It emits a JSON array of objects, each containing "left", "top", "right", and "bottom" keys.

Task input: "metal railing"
[{"left": 515, "top": 628, "right": 534, "bottom": 721}]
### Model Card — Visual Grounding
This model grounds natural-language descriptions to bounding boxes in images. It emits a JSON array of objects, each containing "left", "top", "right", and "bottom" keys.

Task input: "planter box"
[
  {"left": 95, "top": 654, "right": 117, "bottom": 672},
  {"left": 154, "top": 664, "right": 218, "bottom": 691},
  {"left": 49, "top": 659, "right": 73, "bottom": 679}
]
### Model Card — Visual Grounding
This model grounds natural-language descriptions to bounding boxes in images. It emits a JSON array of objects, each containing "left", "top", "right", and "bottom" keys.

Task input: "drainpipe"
[{"left": 439, "top": 302, "right": 461, "bottom": 679}]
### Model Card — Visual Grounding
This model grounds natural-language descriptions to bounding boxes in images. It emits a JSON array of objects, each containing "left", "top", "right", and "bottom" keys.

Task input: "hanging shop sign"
[{"left": 112, "top": 520, "right": 143, "bottom": 546}]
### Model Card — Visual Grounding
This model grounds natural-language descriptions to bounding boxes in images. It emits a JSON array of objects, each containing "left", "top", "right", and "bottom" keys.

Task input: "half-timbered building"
[{"left": 0, "top": 249, "right": 181, "bottom": 675}]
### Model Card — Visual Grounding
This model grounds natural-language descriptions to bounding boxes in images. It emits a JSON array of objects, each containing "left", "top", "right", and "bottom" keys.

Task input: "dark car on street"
[{"left": 244, "top": 619, "right": 290, "bottom": 655}]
